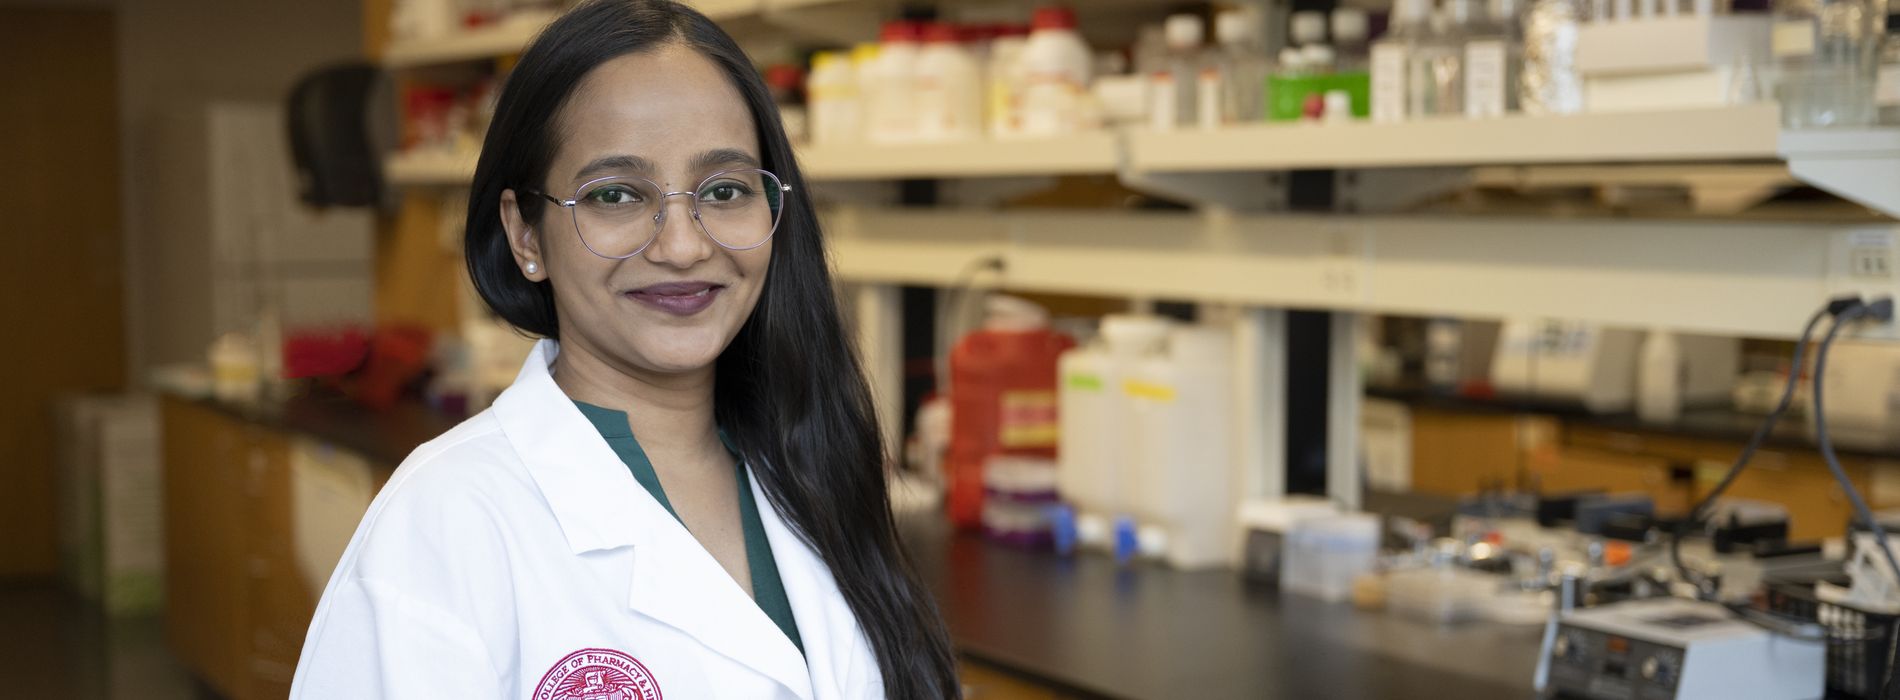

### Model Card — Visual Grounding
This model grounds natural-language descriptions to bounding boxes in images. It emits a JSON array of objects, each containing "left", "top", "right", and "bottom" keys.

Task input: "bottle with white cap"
[
  {"left": 1214, "top": 7, "right": 1270, "bottom": 124},
  {"left": 1463, "top": 0, "right": 1523, "bottom": 117},
  {"left": 1371, "top": 0, "right": 1432, "bottom": 122},
  {"left": 1150, "top": 13, "right": 1208, "bottom": 131},
  {"left": 1290, "top": 10, "right": 1329, "bottom": 50},
  {"left": 1331, "top": 8, "right": 1371, "bottom": 72},
  {"left": 1021, "top": 6, "right": 1095, "bottom": 136},
  {"left": 1410, "top": 0, "right": 1467, "bottom": 117}
]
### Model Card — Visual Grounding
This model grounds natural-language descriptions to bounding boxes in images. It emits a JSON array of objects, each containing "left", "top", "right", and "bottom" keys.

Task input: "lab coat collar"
[
  {"left": 753, "top": 467, "right": 861, "bottom": 700},
  {"left": 493, "top": 338, "right": 655, "bottom": 553},
  {"left": 495, "top": 339, "right": 817, "bottom": 699}
]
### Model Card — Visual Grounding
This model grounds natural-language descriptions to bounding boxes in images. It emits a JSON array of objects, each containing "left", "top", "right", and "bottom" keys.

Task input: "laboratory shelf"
[
  {"left": 384, "top": 149, "right": 478, "bottom": 187},
  {"left": 381, "top": 12, "right": 554, "bottom": 69},
  {"left": 380, "top": 0, "right": 856, "bottom": 68},
  {"left": 1125, "top": 104, "right": 1785, "bottom": 173},
  {"left": 826, "top": 206, "right": 1877, "bottom": 340},
  {"left": 796, "top": 133, "right": 1122, "bottom": 180},
  {"left": 1780, "top": 126, "right": 1900, "bottom": 219}
]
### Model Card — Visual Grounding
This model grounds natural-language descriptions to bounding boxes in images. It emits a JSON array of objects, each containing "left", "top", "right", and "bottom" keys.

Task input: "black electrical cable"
[
  {"left": 1812, "top": 303, "right": 1900, "bottom": 587},
  {"left": 1811, "top": 301, "right": 1900, "bottom": 700},
  {"left": 1668, "top": 305, "right": 1831, "bottom": 593}
]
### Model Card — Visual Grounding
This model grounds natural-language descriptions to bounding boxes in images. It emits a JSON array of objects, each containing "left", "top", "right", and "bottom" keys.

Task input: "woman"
[{"left": 291, "top": 2, "right": 960, "bottom": 698}]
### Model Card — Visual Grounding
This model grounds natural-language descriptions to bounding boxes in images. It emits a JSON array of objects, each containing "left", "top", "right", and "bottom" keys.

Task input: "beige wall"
[{"left": 116, "top": 0, "right": 364, "bottom": 378}]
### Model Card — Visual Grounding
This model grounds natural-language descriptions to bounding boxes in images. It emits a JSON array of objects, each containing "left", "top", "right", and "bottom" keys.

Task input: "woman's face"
[{"left": 502, "top": 44, "right": 771, "bottom": 378}]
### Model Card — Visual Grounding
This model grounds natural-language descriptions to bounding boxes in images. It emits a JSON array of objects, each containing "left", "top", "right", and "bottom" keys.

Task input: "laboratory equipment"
[
  {"left": 981, "top": 454, "right": 1061, "bottom": 548},
  {"left": 1492, "top": 319, "right": 1644, "bottom": 413},
  {"left": 1575, "top": 13, "right": 1775, "bottom": 112},
  {"left": 1811, "top": 338, "right": 1900, "bottom": 444},
  {"left": 1774, "top": 0, "right": 1886, "bottom": 127},
  {"left": 1521, "top": 0, "right": 1587, "bottom": 114},
  {"left": 1127, "top": 324, "right": 1239, "bottom": 569},
  {"left": 986, "top": 25, "right": 1031, "bottom": 138},
  {"left": 1413, "top": 0, "right": 1472, "bottom": 117},
  {"left": 946, "top": 296, "right": 1074, "bottom": 529},
  {"left": 1636, "top": 330, "right": 1740, "bottom": 423},
  {"left": 1151, "top": 13, "right": 1208, "bottom": 130},
  {"left": 1057, "top": 315, "right": 1170, "bottom": 552},
  {"left": 914, "top": 23, "right": 982, "bottom": 142},
  {"left": 1282, "top": 513, "right": 1382, "bottom": 602},
  {"left": 1020, "top": 5, "right": 1094, "bottom": 136},
  {"left": 1544, "top": 597, "right": 1825, "bottom": 700},
  {"left": 867, "top": 20, "right": 923, "bottom": 144},
  {"left": 1214, "top": 7, "right": 1271, "bottom": 123},
  {"left": 1373, "top": 0, "right": 1434, "bottom": 121},
  {"left": 1769, "top": 579, "right": 1900, "bottom": 699},
  {"left": 1463, "top": 0, "right": 1523, "bottom": 116},
  {"left": 1238, "top": 497, "right": 1343, "bottom": 584},
  {"left": 807, "top": 51, "right": 860, "bottom": 146}
]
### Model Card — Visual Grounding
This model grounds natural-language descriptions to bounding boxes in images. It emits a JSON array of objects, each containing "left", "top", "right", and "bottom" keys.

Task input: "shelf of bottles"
[{"left": 382, "top": 0, "right": 1900, "bottom": 213}]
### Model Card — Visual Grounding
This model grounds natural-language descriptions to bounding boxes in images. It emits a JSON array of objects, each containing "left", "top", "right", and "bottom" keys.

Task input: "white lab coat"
[{"left": 290, "top": 338, "right": 884, "bottom": 699}]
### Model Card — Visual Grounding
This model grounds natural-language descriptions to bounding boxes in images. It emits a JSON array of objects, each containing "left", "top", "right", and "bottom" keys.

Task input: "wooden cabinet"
[
  {"left": 160, "top": 396, "right": 337, "bottom": 699},
  {"left": 161, "top": 396, "right": 254, "bottom": 697},
  {"left": 1565, "top": 426, "right": 1876, "bottom": 541},
  {"left": 1525, "top": 445, "right": 1691, "bottom": 517},
  {"left": 1407, "top": 410, "right": 1548, "bottom": 497}
]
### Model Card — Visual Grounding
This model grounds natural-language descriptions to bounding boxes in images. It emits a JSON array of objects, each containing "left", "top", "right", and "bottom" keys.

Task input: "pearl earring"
[{"left": 525, "top": 261, "right": 539, "bottom": 275}]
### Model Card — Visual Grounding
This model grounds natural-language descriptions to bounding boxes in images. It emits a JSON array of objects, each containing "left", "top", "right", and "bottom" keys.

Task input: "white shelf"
[
  {"left": 797, "top": 133, "right": 1121, "bottom": 180},
  {"left": 1781, "top": 127, "right": 1900, "bottom": 218},
  {"left": 385, "top": 150, "right": 478, "bottom": 187},
  {"left": 1126, "top": 104, "right": 1784, "bottom": 172},
  {"left": 382, "top": 12, "right": 555, "bottom": 69},
  {"left": 828, "top": 206, "right": 1893, "bottom": 340}
]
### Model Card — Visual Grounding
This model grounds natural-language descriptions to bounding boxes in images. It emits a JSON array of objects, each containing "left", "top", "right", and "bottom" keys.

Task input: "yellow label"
[{"left": 1122, "top": 380, "right": 1177, "bottom": 403}]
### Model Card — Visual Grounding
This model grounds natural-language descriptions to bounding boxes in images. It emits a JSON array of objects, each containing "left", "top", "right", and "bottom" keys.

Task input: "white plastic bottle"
[
  {"left": 1637, "top": 329, "right": 1684, "bottom": 423},
  {"left": 867, "top": 20, "right": 923, "bottom": 144},
  {"left": 1332, "top": 8, "right": 1372, "bottom": 72},
  {"left": 1057, "top": 315, "right": 1170, "bottom": 551},
  {"left": 914, "top": 23, "right": 983, "bottom": 142},
  {"left": 986, "top": 25, "right": 1032, "bottom": 138},
  {"left": 1151, "top": 13, "right": 1207, "bottom": 131},
  {"left": 807, "top": 50, "right": 860, "bottom": 145},
  {"left": 1461, "top": 0, "right": 1517, "bottom": 117},
  {"left": 1214, "top": 8, "right": 1270, "bottom": 124},
  {"left": 1020, "top": 6, "right": 1094, "bottom": 137},
  {"left": 1127, "top": 324, "right": 1238, "bottom": 569},
  {"left": 1372, "top": 0, "right": 1432, "bottom": 122}
]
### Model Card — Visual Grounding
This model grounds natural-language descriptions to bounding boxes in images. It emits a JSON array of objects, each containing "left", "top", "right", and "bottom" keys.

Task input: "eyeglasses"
[{"left": 529, "top": 168, "right": 792, "bottom": 260}]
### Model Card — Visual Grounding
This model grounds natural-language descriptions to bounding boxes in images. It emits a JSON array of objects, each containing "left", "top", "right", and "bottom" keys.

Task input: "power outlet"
[{"left": 1829, "top": 226, "right": 1900, "bottom": 337}]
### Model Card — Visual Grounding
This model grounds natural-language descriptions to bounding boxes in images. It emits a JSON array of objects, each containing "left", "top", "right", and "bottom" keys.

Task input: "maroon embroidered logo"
[{"left": 533, "top": 648, "right": 663, "bottom": 700}]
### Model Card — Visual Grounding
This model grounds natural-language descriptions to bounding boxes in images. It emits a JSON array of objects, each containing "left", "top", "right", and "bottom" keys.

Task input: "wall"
[
  {"left": 116, "top": 0, "right": 364, "bottom": 378},
  {"left": 0, "top": 5, "right": 126, "bottom": 577}
]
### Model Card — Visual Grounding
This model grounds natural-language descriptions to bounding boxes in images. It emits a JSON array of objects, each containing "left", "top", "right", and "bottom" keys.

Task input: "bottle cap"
[
  {"left": 1164, "top": 13, "right": 1205, "bottom": 49},
  {"left": 1031, "top": 6, "right": 1078, "bottom": 31},
  {"left": 1331, "top": 8, "right": 1370, "bottom": 42},
  {"left": 1215, "top": 8, "right": 1260, "bottom": 45},
  {"left": 879, "top": 20, "right": 922, "bottom": 43},
  {"left": 922, "top": 22, "right": 961, "bottom": 44},
  {"left": 1393, "top": 0, "right": 1433, "bottom": 24},
  {"left": 1291, "top": 10, "right": 1328, "bottom": 44},
  {"left": 810, "top": 51, "right": 842, "bottom": 71}
]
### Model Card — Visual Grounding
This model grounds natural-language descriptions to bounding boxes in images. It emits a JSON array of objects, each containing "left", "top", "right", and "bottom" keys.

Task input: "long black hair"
[{"left": 463, "top": 1, "right": 960, "bottom": 697}]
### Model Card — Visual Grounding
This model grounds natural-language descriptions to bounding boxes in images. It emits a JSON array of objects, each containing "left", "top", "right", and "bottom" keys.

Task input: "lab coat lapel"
[
  {"left": 626, "top": 506, "right": 815, "bottom": 700},
  {"left": 751, "top": 465, "right": 872, "bottom": 700},
  {"left": 499, "top": 339, "right": 814, "bottom": 699}
]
